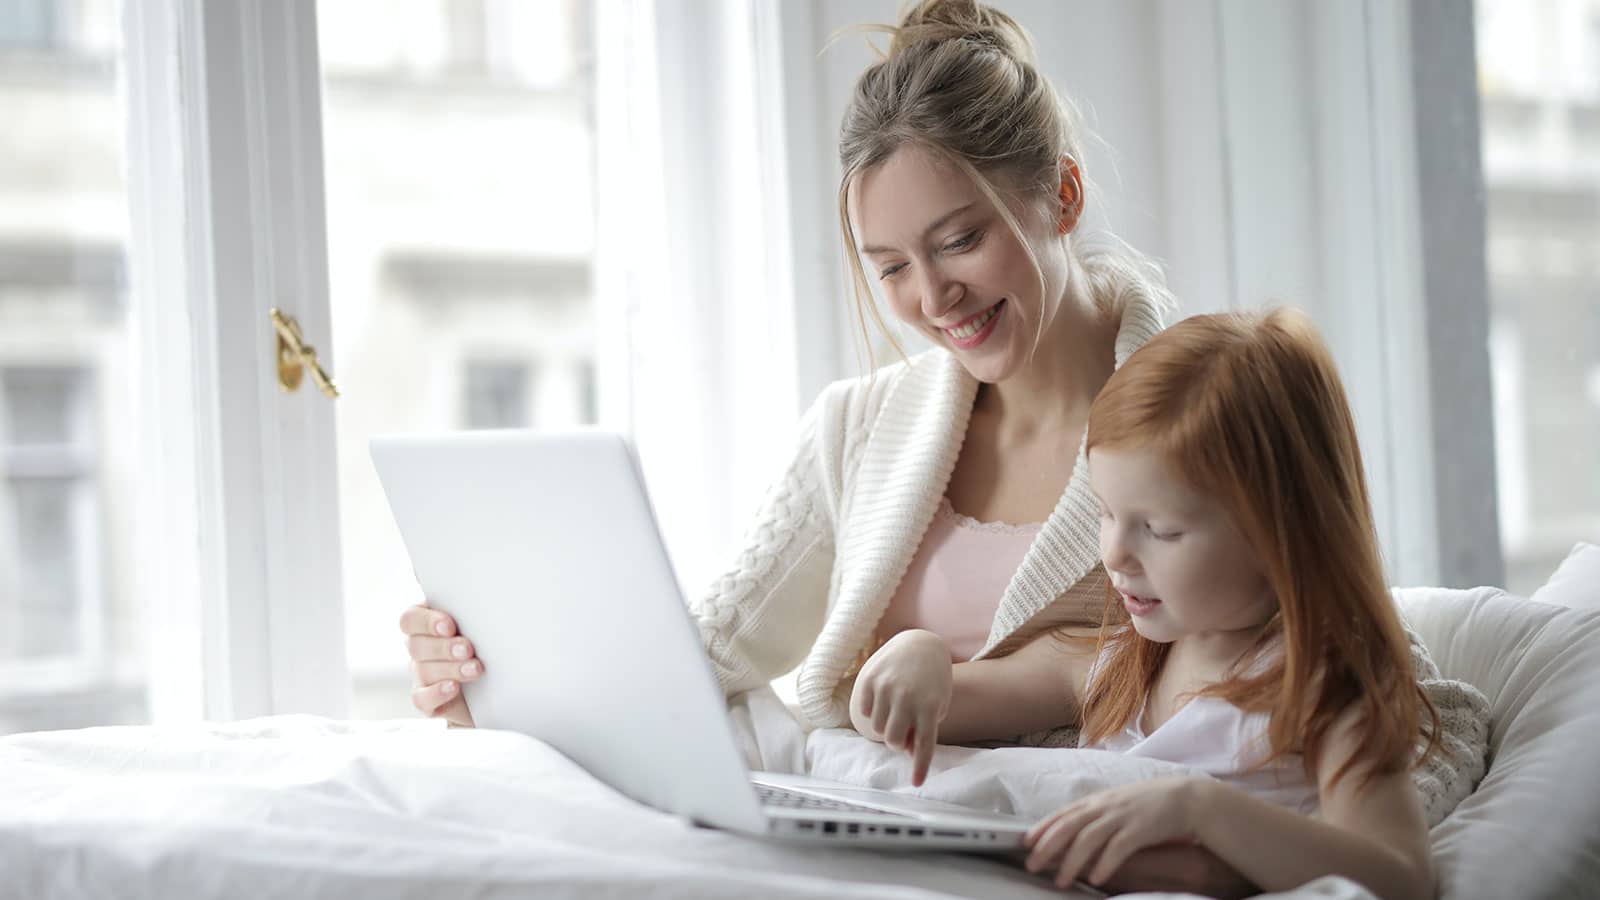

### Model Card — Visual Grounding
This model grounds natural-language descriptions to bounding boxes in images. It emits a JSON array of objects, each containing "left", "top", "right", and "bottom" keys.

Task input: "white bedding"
[
  {"left": 2, "top": 709, "right": 1376, "bottom": 900},
  {"left": 20, "top": 574, "right": 1598, "bottom": 900}
]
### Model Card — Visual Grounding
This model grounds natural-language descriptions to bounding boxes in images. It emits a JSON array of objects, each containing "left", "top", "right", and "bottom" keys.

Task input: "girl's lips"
[{"left": 1121, "top": 591, "right": 1162, "bottom": 617}]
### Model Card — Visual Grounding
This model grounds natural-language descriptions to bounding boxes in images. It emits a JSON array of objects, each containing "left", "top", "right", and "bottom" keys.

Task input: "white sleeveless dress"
[{"left": 1082, "top": 648, "right": 1320, "bottom": 815}]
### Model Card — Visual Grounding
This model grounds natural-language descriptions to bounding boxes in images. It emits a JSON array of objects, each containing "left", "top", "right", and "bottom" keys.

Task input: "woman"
[{"left": 404, "top": 0, "right": 1161, "bottom": 758}]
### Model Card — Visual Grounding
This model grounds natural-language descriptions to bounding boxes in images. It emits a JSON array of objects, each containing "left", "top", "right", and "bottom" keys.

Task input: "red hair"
[{"left": 1079, "top": 309, "right": 1439, "bottom": 786}]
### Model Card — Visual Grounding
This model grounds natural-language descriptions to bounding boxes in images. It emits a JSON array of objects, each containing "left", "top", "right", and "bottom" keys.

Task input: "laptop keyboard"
[{"left": 754, "top": 783, "right": 913, "bottom": 818}]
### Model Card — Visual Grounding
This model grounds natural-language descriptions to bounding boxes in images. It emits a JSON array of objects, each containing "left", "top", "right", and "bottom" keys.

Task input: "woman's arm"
[
  {"left": 1098, "top": 844, "right": 1257, "bottom": 899},
  {"left": 937, "top": 625, "right": 1097, "bottom": 744}
]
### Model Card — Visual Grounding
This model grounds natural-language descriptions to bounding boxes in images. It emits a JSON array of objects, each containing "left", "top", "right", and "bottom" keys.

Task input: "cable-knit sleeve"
[
  {"left": 690, "top": 385, "right": 846, "bottom": 698},
  {"left": 1405, "top": 625, "right": 1492, "bottom": 827}
]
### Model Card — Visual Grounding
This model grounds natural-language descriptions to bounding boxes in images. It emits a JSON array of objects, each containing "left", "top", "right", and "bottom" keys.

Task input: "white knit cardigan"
[{"left": 690, "top": 289, "right": 1167, "bottom": 729}]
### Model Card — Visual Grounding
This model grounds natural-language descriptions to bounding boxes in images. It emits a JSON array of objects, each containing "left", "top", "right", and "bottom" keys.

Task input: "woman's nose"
[{"left": 918, "top": 264, "right": 962, "bottom": 320}]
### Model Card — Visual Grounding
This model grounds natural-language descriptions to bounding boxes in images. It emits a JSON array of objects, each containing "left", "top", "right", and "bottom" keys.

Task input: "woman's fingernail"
[
  {"left": 451, "top": 643, "right": 469, "bottom": 659},
  {"left": 434, "top": 620, "right": 450, "bottom": 636},
  {"left": 441, "top": 680, "right": 457, "bottom": 695},
  {"left": 461, "top": 662, "right": 480, "bottom": 678}
]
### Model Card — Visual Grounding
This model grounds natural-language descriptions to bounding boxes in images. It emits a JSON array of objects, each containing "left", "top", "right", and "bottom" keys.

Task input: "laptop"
[{"left": 370, "top": 428, "right": 1033, "bottom": 851}]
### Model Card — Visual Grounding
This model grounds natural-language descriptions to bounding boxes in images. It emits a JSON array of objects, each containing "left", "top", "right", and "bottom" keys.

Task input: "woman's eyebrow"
[{"left": 859, "top": 202, "right": 977, "bottom": 255}]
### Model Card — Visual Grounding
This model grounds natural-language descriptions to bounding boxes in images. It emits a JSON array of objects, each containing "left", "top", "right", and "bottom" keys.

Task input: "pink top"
[{"left": 877, "top": 496, "right": 1043, "bottom": 662}]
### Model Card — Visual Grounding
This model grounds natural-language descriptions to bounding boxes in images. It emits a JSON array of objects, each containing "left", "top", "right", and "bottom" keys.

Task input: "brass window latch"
[{"left": 269, "top": 308, "right": 340, "bottom": 399}]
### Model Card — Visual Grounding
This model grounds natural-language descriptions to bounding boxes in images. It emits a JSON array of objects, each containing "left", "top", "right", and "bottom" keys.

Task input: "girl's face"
[
  {"left": 1088, "top": 445, "right": 1276, "bottom": 644},
  {"left": 847, "top": 145, "right": 1071, "bottom": 384}
]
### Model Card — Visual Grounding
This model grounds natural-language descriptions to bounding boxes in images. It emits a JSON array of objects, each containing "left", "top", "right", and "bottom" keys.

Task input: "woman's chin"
[{"left": 949, "top": 342, "right": 1018, "bottom": 384}]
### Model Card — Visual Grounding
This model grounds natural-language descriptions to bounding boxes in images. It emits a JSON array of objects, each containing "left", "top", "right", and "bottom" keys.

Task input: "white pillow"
[
  {"left": 1528, "top": 541, "right": 1600, "bottom": 610},
  {"left": 1392, "top": 585, "right": 1600, "bottom": 900}
]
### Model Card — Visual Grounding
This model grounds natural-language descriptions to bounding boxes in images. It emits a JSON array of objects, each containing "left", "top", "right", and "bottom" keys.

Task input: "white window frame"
[
  {"left": 119, "top": 0, "right": 805, "bottom": 722},
  {"left": 124, "top": 0, "right": 346, "bottom": 722}
]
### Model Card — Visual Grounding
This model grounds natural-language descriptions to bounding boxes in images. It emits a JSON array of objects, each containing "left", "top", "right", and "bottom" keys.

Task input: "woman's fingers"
[
  {"left": 398, "top": 603, "right": 457, "bottom": 638},
  {"left": 911, "top": 710, "right": 938, "bottom": 786},
  {"left": 413, "top": 658, "right": 483, "bottom": 687},
  {"left": 882, "top": 703, "right": 914, "bottom": 752},
  {"left": 411, "top": 679, "right": 460, "bottom": 716},
  {"left": 406, "top": 633, "right": 475, "bottom": 663}
]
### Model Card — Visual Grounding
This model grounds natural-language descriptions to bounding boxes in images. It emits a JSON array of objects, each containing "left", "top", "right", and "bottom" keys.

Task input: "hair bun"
[{"left": 890, "top": 0, "right": 1036, "bottom": 66}]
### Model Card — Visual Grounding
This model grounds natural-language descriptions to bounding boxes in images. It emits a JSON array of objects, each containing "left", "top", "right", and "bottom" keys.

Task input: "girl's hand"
[
  {"left": 848, "top": 629, "right": 953, "bottom": 786},
  {"left": 399, "top": 600, "right": 479, "bottom": 727},
  {"left": 1024, "top": 777, "right": 1212, "bottom": 890}
]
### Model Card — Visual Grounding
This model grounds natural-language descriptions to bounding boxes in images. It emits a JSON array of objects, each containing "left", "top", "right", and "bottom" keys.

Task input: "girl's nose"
[{"left": 1100, "top": 526, "right": 1138, "bottom": 575}]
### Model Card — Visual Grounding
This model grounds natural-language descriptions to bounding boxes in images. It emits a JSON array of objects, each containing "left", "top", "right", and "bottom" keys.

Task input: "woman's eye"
[
  {"left": 878, "top": 263, "right": 907, "bottom": 280},
  {"left": 1146, "top": 523, "right": 1181, "bottom": 541},
  {"left": 943, "top": 230, "right": 981, "bottom": 252}
]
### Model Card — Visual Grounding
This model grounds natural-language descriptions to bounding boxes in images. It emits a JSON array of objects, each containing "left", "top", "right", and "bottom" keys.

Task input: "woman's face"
[{"left": 848, "top": 145, "right": 1071, "bottom": 384}]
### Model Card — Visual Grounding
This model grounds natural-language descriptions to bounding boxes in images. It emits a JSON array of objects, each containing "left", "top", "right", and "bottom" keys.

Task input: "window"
[
  {"left": 1478, "top": 0, "right": 1600, "bottom": 594},
  {"left": 317, "top": 0, "right": 600, "bottom": 718},
  {"left": 464, "top": 361, "right": 533, "bottom": 429},
  {"left": 0, "top": 0, "right": 142, "bottom": 735}
]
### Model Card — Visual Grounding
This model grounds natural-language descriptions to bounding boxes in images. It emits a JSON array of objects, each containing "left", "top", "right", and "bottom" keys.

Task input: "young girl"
[{"left": 1019, "top": 308, "right": 1441, "bottom": 897}]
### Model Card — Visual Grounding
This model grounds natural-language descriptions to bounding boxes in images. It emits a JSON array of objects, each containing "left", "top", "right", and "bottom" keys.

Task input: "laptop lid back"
[{"left": 370, "top": 429, "right": 766, "bottom": 832}]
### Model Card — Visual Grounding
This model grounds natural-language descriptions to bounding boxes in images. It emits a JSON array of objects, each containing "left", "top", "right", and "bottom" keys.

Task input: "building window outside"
[
  {"left": 463, "top": 360, "right": 532, "bottom": 429},
  {"left": 1478, "top": 0, "right": 1600, "bottom": 594},
  {"left": 319, "top": 0, "right": 600, "bottom": 719},
  {"left": 0, "top": 367, "right": 94, "bottom": 663}
]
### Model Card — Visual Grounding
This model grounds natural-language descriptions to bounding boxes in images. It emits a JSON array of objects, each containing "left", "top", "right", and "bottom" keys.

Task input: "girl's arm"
[
  {"left": 1027, "top": 707, "right": 1431, "bottom": 898},
  {"left": 938, "top": 625, "right": 1098, "bottom": 743},
  {"left": 1192, "top": 711, "right": 1434, "bottom": 900}
]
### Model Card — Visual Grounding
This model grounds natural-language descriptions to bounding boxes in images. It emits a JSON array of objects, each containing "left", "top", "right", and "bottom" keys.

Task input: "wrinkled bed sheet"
[{"left": 3, "top": 695, "right": 1376, "bottom": 900}]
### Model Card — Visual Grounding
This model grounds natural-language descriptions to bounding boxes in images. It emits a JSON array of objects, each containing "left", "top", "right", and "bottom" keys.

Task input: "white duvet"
[
  {"left": 11, "top": 581, "right": 1596, "bottom": 900},
  {"left": 3, "top": 705, "right": 1375, "bottom": 900}
]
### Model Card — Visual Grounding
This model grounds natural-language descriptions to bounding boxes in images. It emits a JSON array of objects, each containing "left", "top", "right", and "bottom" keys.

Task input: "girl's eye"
[
  {"left": 1146, "top": 523, "right": 1181, "bottom": 541},
  {"left": 878, "top": 262, "right": 907, "bottom": 280}
]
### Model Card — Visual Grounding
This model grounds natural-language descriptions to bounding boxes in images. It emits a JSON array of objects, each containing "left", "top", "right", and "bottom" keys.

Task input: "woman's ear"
[{"left": 1057, "top": 156, "right": 1084, "bottom": 236}]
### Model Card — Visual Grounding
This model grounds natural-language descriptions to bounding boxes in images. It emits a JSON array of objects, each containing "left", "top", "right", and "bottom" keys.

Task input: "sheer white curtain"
[{"left": 594, "top": 0, "right": 806, "bottom": 599}]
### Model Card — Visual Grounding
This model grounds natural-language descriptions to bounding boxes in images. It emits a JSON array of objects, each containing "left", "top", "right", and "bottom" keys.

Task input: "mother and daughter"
[{"left": 399, "top": 2, "right": 1469, "bottom": 896}]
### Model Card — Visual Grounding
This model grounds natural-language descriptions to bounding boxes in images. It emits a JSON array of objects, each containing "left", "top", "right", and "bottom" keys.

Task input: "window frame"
[{"left": 124, "top": 0, "right": 347, "bottom": 722}]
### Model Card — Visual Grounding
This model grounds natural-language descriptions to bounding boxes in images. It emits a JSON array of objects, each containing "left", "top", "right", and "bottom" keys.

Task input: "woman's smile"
[{"left": 942, "top": 298, "right": 1006, "bottom": 348}]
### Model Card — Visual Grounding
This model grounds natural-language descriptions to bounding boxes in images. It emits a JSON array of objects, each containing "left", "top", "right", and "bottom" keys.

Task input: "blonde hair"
[
  {"left": 1079, "top": 309, "right": 1442, "bottom": 788},
  {"left": 835, "top": 0, "right": 1172, "bottom": 370}
]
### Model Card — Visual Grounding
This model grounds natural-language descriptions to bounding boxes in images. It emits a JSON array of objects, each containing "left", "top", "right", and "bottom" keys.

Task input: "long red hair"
[{"left": 1079, "top": 309, "right": 1439, "bottom": 785}]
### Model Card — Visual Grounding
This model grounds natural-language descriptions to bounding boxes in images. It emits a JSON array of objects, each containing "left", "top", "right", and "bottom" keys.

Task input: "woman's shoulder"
[{"left": 808, "top": 347, "right": 961, "bottom": 426}]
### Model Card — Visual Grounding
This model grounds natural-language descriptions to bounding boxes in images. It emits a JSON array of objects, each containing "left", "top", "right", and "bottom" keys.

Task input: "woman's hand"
[
  {"left": 399, "top": 600, "right": 480, "bottom": 727},
  {"left": 848, "top": 629, "right": 952, "bottom": 786},
  {"left": 1024, "top": 777, "right": 1210, "bottom": 890}
]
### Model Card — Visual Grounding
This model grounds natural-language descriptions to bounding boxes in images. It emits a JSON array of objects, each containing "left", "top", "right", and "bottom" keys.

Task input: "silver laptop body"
[{"left": 370, "top": 428, "right": 1031, "bottom": 851}]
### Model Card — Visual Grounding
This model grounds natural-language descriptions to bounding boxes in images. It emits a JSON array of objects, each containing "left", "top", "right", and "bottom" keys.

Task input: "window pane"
[
  {"left": 0, "top": 0, "right": 146, "bottom": 732},
  {"left": 1478, "top": 0, "right": 1600, "bottom": 594},
  {"left": 318, "top": 0, "right": 600, "bottom": 718},
  {"left": 7, "top": 478, "right": 81, "bottom": 659}
]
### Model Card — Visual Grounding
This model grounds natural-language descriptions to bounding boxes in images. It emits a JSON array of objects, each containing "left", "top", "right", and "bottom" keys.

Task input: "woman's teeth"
[{"left": 946, "top": 302, "right": 1001, "bottom": 339}]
